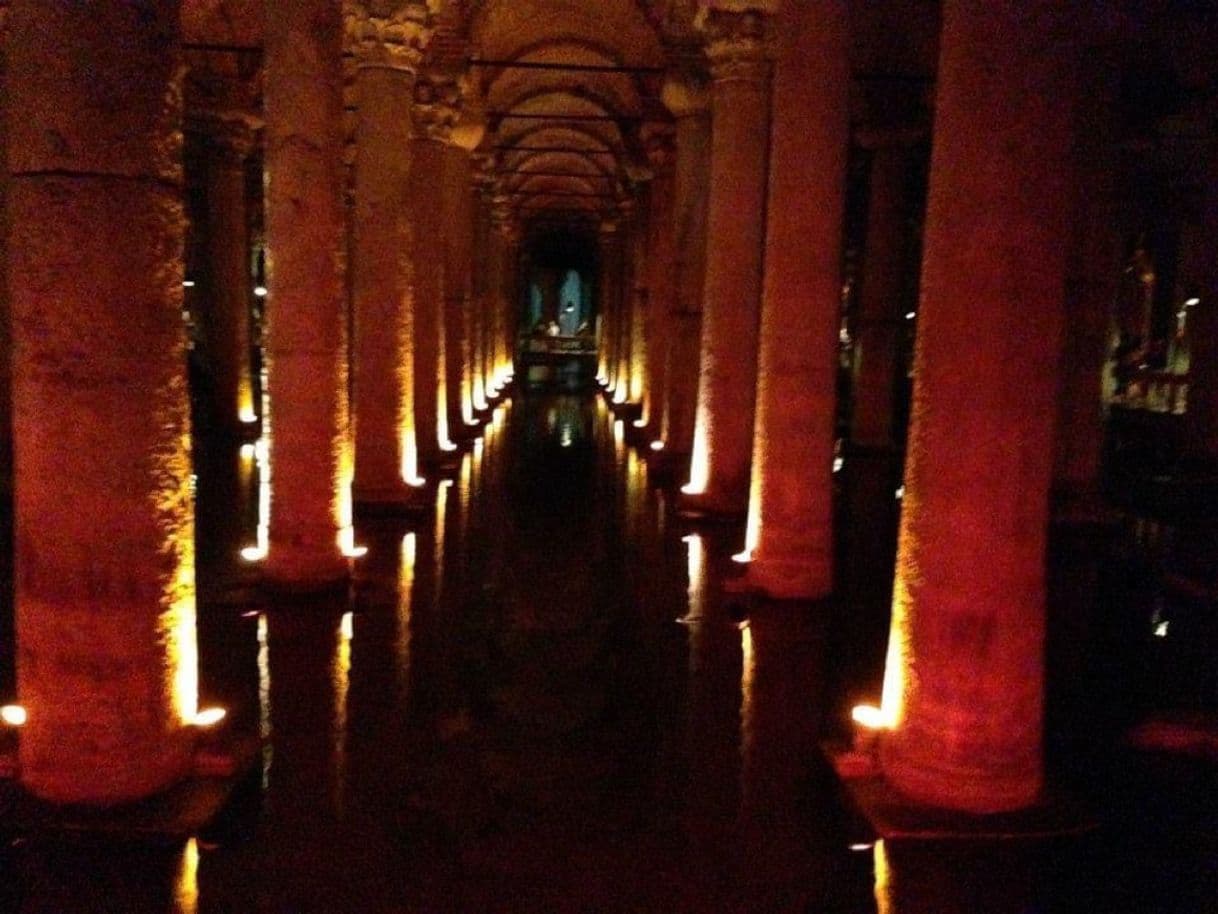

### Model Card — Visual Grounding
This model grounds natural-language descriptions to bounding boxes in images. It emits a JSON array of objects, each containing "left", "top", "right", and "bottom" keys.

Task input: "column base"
[
  {"left": 821, "top": 739, "right": 1095, "bottom": 839},
  {"left": 353, "top": 482, "right": 431, "bottom": 517},
  {"left": 675, "top": 489, "right": 747, "bottom": 522},
  {"left": 742, "top": 555, "right": 831, "bottom": 601}
]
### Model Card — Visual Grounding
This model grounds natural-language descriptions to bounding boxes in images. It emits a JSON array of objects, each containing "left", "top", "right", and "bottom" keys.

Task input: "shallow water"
[{"left": 0, "top": 390, "right": 1215, "bottom": 913}]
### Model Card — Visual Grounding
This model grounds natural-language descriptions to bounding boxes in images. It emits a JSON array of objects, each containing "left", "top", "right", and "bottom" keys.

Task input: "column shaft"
[
  {"left": 263, "top": 0, "right": 350, "bottom": 585},
  {"left": 660, "top": 106, "right": 711, "bottom": 465},
  {"left": 742, "top": 0, "right": 848, "bottom": 599},
  {"left": 642, "top": 141, "right": 675, "bottom": 438},
  {"left": 879, "top": 0, "right": 1077, "bottom": 812},
  {"left": 628, "top": 207, "right": 649, "bottom": 405},
  {"left": 9, "top": 0, "right": 196, "bottom": 802},
  {"left": 409, "top": 137, "right": 448, "bottom": 465},
  {"left": 683, "top": 12, "right": 771, "bottom": 514},
  {"left": 442, "top": 143, "right": 474, "bottom": 432},
  {"left": 352, "top": 39, "right": 427, "bottom": 506}
]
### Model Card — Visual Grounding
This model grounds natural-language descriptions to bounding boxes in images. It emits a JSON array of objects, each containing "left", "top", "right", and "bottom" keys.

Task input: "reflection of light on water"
[
  {"left": 333, "top": 611, "right": 353, "bottom": 812},
  {"left": 257, "top": 613, "right": 271, "bottom": 788},
  {"left": 174, "top": 837, "right": 199, "bottom": 914},
  {"left": 398, "top": 534, "right": 416, "bottom": 698},
  {"left": 682, "top": 420, "right": 709, "bottom": 496},
  {"left": 435, "top": 480, "right": 452, "bottom": 583},
  {"left": 680, "top": 534, "right": 704, "bottom": 623},
  {"left": 240, "top": 437, "right": 271, "bottom": 562},
  {"left": 873, "top": 840, "right": 892, "bottom": 914}
]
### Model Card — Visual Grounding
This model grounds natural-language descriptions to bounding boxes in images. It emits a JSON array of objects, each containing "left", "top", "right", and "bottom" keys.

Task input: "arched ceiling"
[{"left": 465, "top": 0, "right": 675, "bottom": 230}]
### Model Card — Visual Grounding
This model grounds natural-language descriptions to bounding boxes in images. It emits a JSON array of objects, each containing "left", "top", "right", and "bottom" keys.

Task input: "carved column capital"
[
  {"left": 412, "top": 72, "right": 462, "bottom": 141},
  {"left": 345, "top": 0, "right": 433, "bottom": 73},
  {"left": 702, "top": 9, "right": 771, "bottom": 84}
]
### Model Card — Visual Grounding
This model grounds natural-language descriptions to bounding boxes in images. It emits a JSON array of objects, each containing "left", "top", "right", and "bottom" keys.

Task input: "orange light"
[
  {"left": 191, "top": 706, "right": 227, "bottom": 727},
  {"left": 1, "top": 704, "right": 27, "bottom": 726},
  {"left": 851, "top": 704, "right": 891, "bottom": 730},
  {"left": 649, "top": 440, "right": 664, "bottom": 451}
]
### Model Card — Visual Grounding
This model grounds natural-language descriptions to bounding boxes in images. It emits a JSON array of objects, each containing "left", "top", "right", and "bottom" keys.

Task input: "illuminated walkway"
[{"left": 1, "top": 392, "right": 1215, "bottom": 913}]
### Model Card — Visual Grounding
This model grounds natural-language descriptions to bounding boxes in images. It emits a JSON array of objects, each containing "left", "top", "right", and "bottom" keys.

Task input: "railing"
[{"left": 1111, "top": 368, "right": 1190, "bottom": 415}]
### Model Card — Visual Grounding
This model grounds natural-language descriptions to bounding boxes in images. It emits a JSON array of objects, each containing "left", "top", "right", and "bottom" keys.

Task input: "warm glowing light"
[
  {"left": 852, "top": 704, "right": 892, "bottom": 730},
  {"left": 182, "top": 280, "right": 196, "bottom": 288},
  {"left": 254, "top": 285, "right": 268, "bottom": 297},
  {"left": 732, "top": 549, "right": 752, "bottom": 564},
  {"left": 239, "top": 443, "right": 256, "bottom": 460},
  {"left": 257, "top": 613, "right": 271, "bottom": 788},
  {"left": 833, "top": 456, "right": 844, "bottom": 474},
  {"left": 242, "top": 435, "right": 271, "bottom": 561},
  {"left": 873, "top": 840, "right": 892, "bottom": 914},
  {"left": 240, "top": 545, "right": 267, "bottom": 562},
  {"left": 649, "top": 440, "right": 664, "bottom": 451},
  {"left": 1184, "top": 297, "right": 1200, "bottom": 307},
  {"left": 612, "top": 387, "right": 628, "bottom": 404},
  {"left": 174, "top": 838, "right": 199, "bottom": 914},
  {"left": 340, "top": 610, "right": 354, "bottom": 641},
  {"left": 239, "top": 407, "right": 258, "bottom": 424},
  {"left": 849, "top": 842, "right": 874, "bottom": 852},
  {"left": 905, "top": 311, "right": 916, "bottom": 320},
  {"left": 0, "top": 705, "right": 27, "bottom": 726},
  {"left": 894, "top": 485, "right": 905, "bottom": 500},
  {"left": 191, "top": 706, "right": 227, "bottom": 727},
  {"left": 632, "top": 418, "right": 647, "bottom": 428},
  {"left": 1154, "top": 620, "right": 1169, "bottom": 638},
  {"left": 682, "top": 534, "right": 705, "bottom": 624},
  {"left": 683, "top": 421, "right": 709, "bottom": 496}
]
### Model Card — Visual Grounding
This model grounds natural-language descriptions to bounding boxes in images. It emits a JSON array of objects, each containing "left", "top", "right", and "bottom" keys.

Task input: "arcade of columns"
[{"left": 1, "top": 0, "right": 1216, "bottom": 817}]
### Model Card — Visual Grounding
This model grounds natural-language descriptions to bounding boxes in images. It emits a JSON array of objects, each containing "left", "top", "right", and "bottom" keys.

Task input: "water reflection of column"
[
  {"left": 872, "top": 840, "right": 1035, "bottom": 914},
  {"left": 397, "top": 533, "right": 417, "bottom": 705},
  {"left": 332, "top": 610, "right": 352, "bottom": 815}
]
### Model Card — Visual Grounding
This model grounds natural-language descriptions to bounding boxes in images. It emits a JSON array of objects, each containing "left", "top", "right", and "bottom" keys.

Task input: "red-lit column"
[
  {"left": 502, "top": 222, "right": 522, "bottom": 379},
  {"left": 190, "top": 112, "right": 258, "bottom": 440},
  {"left": 681, "top": 11, "right": 771, "bottom": 516},
  {"left": 409, "top": 75, "right": 460, "bottom": 467},
  {"left": 878, "top": 1, "right": 1077, "bottom": 812},
  {"left": 627, "top": 201, "right": 649, "bottom": 406},
  {"left": 658, "top": 76, "right": 711, "bottom": 472},
  {"left": 641, "top": 127, "right": 676, "bottom": 441},
  {"left": 9, "top": 0, "right": 197, "bottom": 803},
  {"left": 851, "top": 139, "right": 915, "bottom": 450},
  {"left": 263, "top": 0, "right": 351, "bottom": 587},
  {"left": 350, "top": 1, "right": 431, "bottom": 508},
  {"left": 740, "top": 0, "right": 848, "bottom": 599}
]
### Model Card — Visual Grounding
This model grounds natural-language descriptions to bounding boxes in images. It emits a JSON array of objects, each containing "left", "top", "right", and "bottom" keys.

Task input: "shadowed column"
[
  {"left": 681, "top": 10, "right": 771, "bottom": 516},
  {"left": 9, "top": 0, "right": 197, "bottom": 802},
  {"left": 349, "top": 1, "right": 433, "bottom": 509},
  {"left": 263, "top": 0, "right": 351, "bottom": 587},
  {"left": 657, "top": 75, "right": 710, "bottom": 474},
  {"left": 640, "top": 127, "right": 675, "bottom": 442},
  {"left": 740, "top": 0, "right": 848, "bottom": 599},
  {"left": 878, "top": 0, "right": 1077, "bottom": 812}
]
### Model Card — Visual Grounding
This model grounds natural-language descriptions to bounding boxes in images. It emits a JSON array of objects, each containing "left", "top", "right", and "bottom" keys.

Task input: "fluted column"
[
  {"left": 641, "top": 127, "right": 676, "bottom": 440},
  {"left": 739, "top": 0, "right": 848, "bottom": 599},
  {"left": 9, "top": 0, "right": 197, "bottom": 802},
  {"left": 878, "top": 0, "right": 1077, "bottom": 812},
  {"left": 349, "top": 0, "right": 432, "bottom": 508},
  {"left": 409, "top": 75, "right": 460, "bottom": 467},
  {"left": 658, "top": 76, "right": 711, "bottom": 472},
  {"left": 681, "top": 11, "right": 771, "bottom": 516},
  {"left": 851, "top": 139, "right": 916, "bottom": 451},
  {"left": 263, "top": 0, "right": 351, "bottom": 586}
]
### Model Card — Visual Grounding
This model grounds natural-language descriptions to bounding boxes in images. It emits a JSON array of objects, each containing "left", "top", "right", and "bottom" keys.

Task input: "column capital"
[
  {"left": 701, "top": 9, "right": 771, "bottom": 84},
  {"left": 345, "top": 0, "right": 433, "bottom": 73},
  {"left": 412, "top": 72, "right": 462, "bottom": 141},
  {"left": 641, "top": 123, "right": 677, "bottom": 172},
  {"left": 661, "top": 71, "right": 710, "bottom": 118}
]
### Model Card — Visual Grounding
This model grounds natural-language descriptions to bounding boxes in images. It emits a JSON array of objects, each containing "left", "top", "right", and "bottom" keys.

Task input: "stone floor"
[{"left": 0, "top": 390, "right": 1214, "bottom": 913}]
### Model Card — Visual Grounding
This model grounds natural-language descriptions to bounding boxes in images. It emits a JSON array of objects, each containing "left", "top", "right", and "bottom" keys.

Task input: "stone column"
[
  {"left": 851, "top": 140, "right": 915, "bottom": 451},
  {"left": 878, "top": 0, "right": 1077, "bottom": 812},
  {"left": 192, "top": 113, "right": 258, "bottom": 440},
  {"left": 681, "top": 11, "right": 771, "bottom": 516},
  {"left": 9, "top": 0, "right": 196, "bottom": 803},
  {"left": 409, "top": 75, "right": 460, "bottom": 467},
  {"left": 469, "top": 161, "right": 494, "bottom": 411},
  {"left": 1183, "top": 148, "right": 1218, "bottom": 459},
  {"left": 442, "top": 128, "right": 479, "bottom": 437},
  {"left": 612, "top": 205, "right": 636, "bottom": 404},
  {"left": 349, "top": 1, "right": 432, "bottom": 508},
  {"left": 627, "top": 201, "right": 649, "bottom": 406},
  {"left": 641, "top": 127, "right": 676, "bottom": 440},
  {"left": 263, "top": 0, "right": 351, "bottom": 587},
  {"left": 740, "top": 0, "right": 848, "bottom": 599},
  {"left": 501, "top": 221, "right": 522, "bottom": 380},
  {"left": 487, "top": 198, "right": 514, "bottom": 393},
  {"left": 599, "top": 219, "right": 624, "bottom": 392},
  {"left": 658, "top": 77, "right": 711, "bottom": 472}
]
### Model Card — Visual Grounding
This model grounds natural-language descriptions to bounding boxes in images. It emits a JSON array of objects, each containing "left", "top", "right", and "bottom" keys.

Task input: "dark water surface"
[{"left": 0, "top": 391, "right": 1215, "bottom": 913}]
